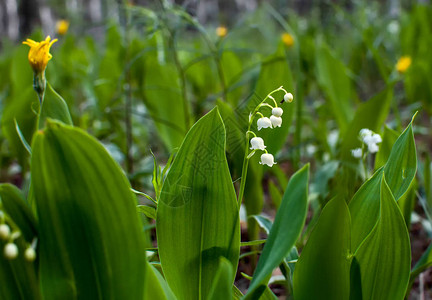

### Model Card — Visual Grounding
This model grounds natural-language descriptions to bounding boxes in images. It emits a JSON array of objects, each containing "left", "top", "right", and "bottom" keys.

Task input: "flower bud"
[
  {"left": 370, "top": 133, "right": 382, "bottom": 144},
  {"left": 250, "top": 137, "right": 266, "bottom": 150},
  {"left": 24, "top": 247, "right": 36, "bottom": 262},
  {"left": 257, "top": 117, "right": 272, "bottom": 130},
  {"left": 270, "top": 115, "right": 282, "bottom": 128},
  {"left": 368, "top": 143, "right": 379, "bottom": 153},
  {"left": 259, "top": 153, "right": 276, "bottom": 167},
  {"left": 0, "top": 224, "right": 11, "bottom": 240},
  {"left": 272, "top": 107, "right": 283, "bottom": 117},
  {"left": 359, "top": 128, "right": 372, "bottom": 138},
  {"left": 351, "top": 148, "right": 362, "bottom": 158},
  {"left": 283, "top": 93, "right": 293, "bottom": 103},
  {"left": 4, "top": 243, "right": 18, "bottom": 260}
]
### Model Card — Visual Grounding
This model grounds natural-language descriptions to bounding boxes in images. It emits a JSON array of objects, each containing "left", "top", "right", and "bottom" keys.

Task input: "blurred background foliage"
[{"left": 1, "top": 0, "right": 432, "bottom": 296}]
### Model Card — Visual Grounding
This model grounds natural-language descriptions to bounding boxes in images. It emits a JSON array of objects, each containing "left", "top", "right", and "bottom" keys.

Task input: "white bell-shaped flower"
[
  {"left": 0, "top": 224, "right": 11, "bottom": 240},
  {"left": 257, "top": 117, "right": 272, "bottom": 130},
  {"left": 359, "top": 128, "right": 372, "bottom": 138},
  {"left": 368, "top": 143, "right": 379, "bottom": 153},
  {"left": 351, "top": 148, "right": 362, "bottom": 158},
  {"left": 4, "top": 243, "right": 18, "bottom": 260},
  {"left": 270, "top": 115, "right": 282, "bottom": 128},
  {"left": 272, "top": 107, "right": 283, "bottom": 117},
  {"left": 370, "top": 133, "right": 382, "bottom": 144},
  {"left": 24, "top": 247, "right": 36, "bottom": 262},
  {"left": 259, "top": 153, "right": 276, "bottom": 167},
  {"left": 250, "top": 137, "right": 266, "bottom": 150},
  {"left": 283, "top": 93, "right": 293, "bottom": 103}
]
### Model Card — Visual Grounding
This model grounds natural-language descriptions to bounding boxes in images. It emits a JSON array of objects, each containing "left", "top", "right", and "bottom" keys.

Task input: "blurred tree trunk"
[{"left": 19, "top": 0, "right": 40, "bottom": 37}]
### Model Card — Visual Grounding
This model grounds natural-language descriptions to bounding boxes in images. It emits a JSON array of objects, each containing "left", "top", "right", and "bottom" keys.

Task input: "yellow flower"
[
  {"left": 22, "top": 36, "right": 58, "bottom": 74},
  {"left": 216, "top": 26, "right": 227, "bottom": 38},
  {"left": 281, "top": 33, "right": 294, "bottom": 48},
  {"left": 396, "top": 56, "right": 412, "bottom": 73},
  {"left": 56, "top": 20, "right": 70, "bottom": 35}
]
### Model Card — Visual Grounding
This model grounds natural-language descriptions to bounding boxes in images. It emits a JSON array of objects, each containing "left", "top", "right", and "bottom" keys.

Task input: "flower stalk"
[{"left": 237, "top": 86, "right": 292, "bottom": 208}]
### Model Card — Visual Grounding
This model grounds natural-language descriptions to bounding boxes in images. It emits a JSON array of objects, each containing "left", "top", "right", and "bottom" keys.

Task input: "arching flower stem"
[{"left": 237, "top": 86, "right": 287, "bottom": 208}]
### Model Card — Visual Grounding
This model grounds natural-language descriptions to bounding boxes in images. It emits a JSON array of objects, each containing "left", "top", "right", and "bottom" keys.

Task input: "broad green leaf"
[
  {"left": 37, "top": 82, "right": 73, "bottom": 129},
  {"left": 408, "top": 242, "right": 432, "bottom": 290},
  {"left": 252, "top": 215, "right": 273, "bottom": 235},
  {"left": 374, "top": 126, "right": 399, "bottom": 169},
  {"left": 315, "top": 41, "right": 353, "bottom": 133},
  {"left": 1, "top": 87, "right": 35, "bottom": 166},
  {"left": 145, "top": 264, "right": 177, "bottom": 300},
  {"left": 217, "top": 100, "right": 263, "bottom": 243},
  {"left": 383, "top": 115, "right": 417, "bottom": 201},
  {"left": 0, "top": 185, "right": 40, "bottom": 300},
  {"left": 268, "top": 180, "right": 282, "bottom": 208},
  {"left": 293, "top": 197, "right": 351, "bottom": 300},
  {"left": 31, "top": 121, "right": 147, "bottom": 299},
  {"left": 15, "top": 119, "right": 32, "bottom": 155},
  {"left": 353, "top": 176, "right": 411, "bottom": 300},
  {"left": 207, "top": 257, "right": 233, "bottom": 300},
  {"left": 240, "top": 240, "right": 266, "bottom": 247},
  {"left": 349, "top": 168, "right": 383, "bottom": 251},
  {"left": 233, "top": 285, "right": 244, "bottom": 299},
  {"left": 141, "top": 37, "right": 188, "bottom": 150},
  {"left": 157, "top": 108, "right": 240, "bottom": 300},
  {"left": 137, "top": 205, "right": 157, "bottom": 220},
  {"left": 350, "top": 115, "right": 417, "bottom": 251},
  {"left": 246, "top": 164, "right": 309, "bottom": 299},
  {"left": 0, "top": 184, "right": 37, "bottom": 241},
  {"left": 220, "top": 51, "right": 244, "bottom": 106}
]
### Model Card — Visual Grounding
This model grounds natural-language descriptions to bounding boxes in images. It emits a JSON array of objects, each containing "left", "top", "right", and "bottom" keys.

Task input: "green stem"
[
  {"left": 33, "top": 72, "right": 46, "bottom": 103},
  {"left": 237, "top": 86, "right": 287, "bottom": 208}
]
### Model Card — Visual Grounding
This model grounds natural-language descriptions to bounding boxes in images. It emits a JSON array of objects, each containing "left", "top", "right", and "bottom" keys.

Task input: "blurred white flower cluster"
[
  {"left": 351, "top": 128, "right": 382, "bottom": 158},
  {"left": 0, "top": 221, "right": 36, "bottom": 261}
]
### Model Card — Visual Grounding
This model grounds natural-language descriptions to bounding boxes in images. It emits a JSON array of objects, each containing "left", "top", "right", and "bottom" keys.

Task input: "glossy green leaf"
[
  {"left": 0, "top": 183, "right": 37, "bottom": 241},
  {"left": 383, "top": 115, "right": 417, "bottom": 201},
  {"left": 268, "top": 180, "right": 282, "bottom": 208},
  {"left": 252, "top": 215, "right": 273, "bottom": 235},
  {"left": 145, "top": 264, "right": 177, "bottom": 300},
  {"left": 141, "top": 37, "right": 188, "bottom": 150},
  {"left": 293, "top": 197, "right": 351, "bottom": 300},
  {"left": 31, "top": 121, "right": 147, "bottom": 299},
  {"left": 246, "top": 164, "right": 309, "bottom": 299},
  {"left": 216, "top": 100, "right": 263, "bottom": 245},
  {"left": 37, "top": 82, "right": 73, "bottom": 129},
  {"left": 315, "top": 41, "right": 353, "bottom": 133},
  {"left": 374, "top": 126, "right": 399, "bottom": 169},
  {"left": 350, "top": 115, "right": 417, "bottom": 252},
  {"left": 409, "top": 242, "right": 432, "bottom": 289},
  {"left": 14, "top": 119, "right": 32, "bottom": 155},
  {"left": 156, "top": 108, "right": 240, "bottom": 300},
  {"left": 137, "top": 205, "right": 157, "bottom": 220},
  {"left": 353, "top": 176, "right": 411, "bottom": 300},
  {"left": 233, "top": 285, "right": 244, "bottom": 300},
  {"left": 207, "top": 257, "right": 233, "bottom": 300},
  {"left": 349, "top": 168, "right": 383, "bottom": 251}
]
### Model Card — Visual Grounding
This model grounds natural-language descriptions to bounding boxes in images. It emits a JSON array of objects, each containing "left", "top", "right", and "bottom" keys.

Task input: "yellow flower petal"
[
  {"left": 281, "top": 33, "right": 294, "bottom": 47},
  {"left": 22, "top": 36, "right": 58, "bottom": 73},
  {"left": 216, "top": 26, "right": 227, "bottom": 38},
  {"left": 56, "top": 20, "right": 70, "bottom": 35},
  {"left": 396, "top": 56, "right": 412, "bottom": 73}
]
